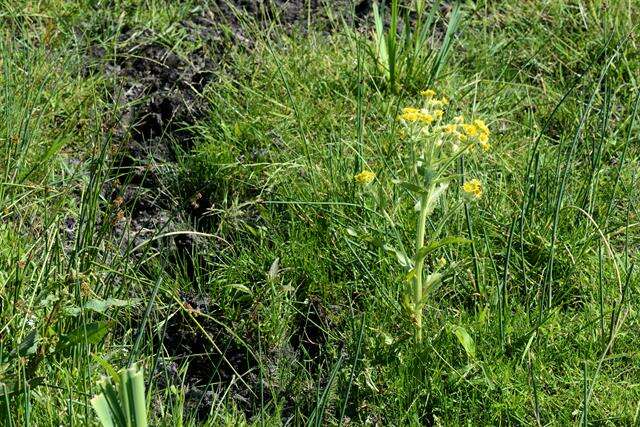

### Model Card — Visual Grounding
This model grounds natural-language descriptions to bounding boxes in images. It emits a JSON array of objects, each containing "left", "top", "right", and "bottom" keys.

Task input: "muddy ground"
[{"left": 88, "top": 0, "right": 419, "bottom": 420}]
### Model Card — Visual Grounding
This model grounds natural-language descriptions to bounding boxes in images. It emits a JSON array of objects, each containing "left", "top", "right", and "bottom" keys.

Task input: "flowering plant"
[{"left": 357, "top": 89, "right": 489, "bottom": 342}]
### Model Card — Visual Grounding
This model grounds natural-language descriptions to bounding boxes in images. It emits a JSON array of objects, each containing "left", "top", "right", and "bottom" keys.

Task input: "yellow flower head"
[
  {"left": 462, "top": 123, "right": 479, "bottom": 137},
  {"left": 433, "top": 109, "right": 444, "bottom": 119},
  {"left": 437, "top": 257, "right": 447, "bottom": 268},
  {"left": 419, "top": 112, "right": 434, "bottom": 124},
  {"left": 454, "top": 131, "right": 468, "bottom": 142},
  {"left": 399, "top": 112, "right": 418, "bottom": 122},
  {"left": 474, "top": 119, "right": 490, "bottom": 135},
  {"left": 354, "top": 170, "right": 376, "bottom": 185},
  {"left": 398, "top": 107, "right": 422, "bottom": 122},
  {"left": 462, "top": 179, "right": 483, "bottom": 200},
  {"left": 443, "top": 124, "right": 457, "bottom": 134},
  {"left": 403, "top": 107, "right": 420, "bottom": 114},
  {"left": 420, "top": 89, "right": 437, "bottom": 99},
  {"left": 398, "top": 106, "right": 435, "bottom": 125},
  {"left": 477, "top": 132, "right": 490, "bottom": 151},
  {"left": 440, "top": 96, "right": 449, "bottom": 106}
]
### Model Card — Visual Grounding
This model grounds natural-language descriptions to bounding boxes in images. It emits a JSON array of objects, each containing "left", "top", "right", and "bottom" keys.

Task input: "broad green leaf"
[
  {"left": 424, "top": 182, "right": 449, "bottom": 216},
  {"left": 415, "top": 237, "right": 471, "bottom": 264},
  {"left": 383, "top": 244, "right": 412, "bottom": 268},
  {"left": 452, "top": 325, "right": 476, "bottom": 359},
  {"left": 84, "top": 298, "right": 140, "bottom": 313},
  {"left": 97, "top": 376, "right": 127, "bottom": 427},
  {"left": 91, "top": 394, "right": 115, "bottom": 427},
  {"left": 57, "top": 322, "right": 110, "bottom": 351},
  {"left": 393, "top": 180, "right": 428, "bottom": 196},
  {"left": 65, "top": 298, "right": 140, "bottom": 316},
  {"left": 128, "top": 364, "right": 148, "bottom": 427},
  {"left": 13, "top": 330, "right": 38, "bottom": 358}
]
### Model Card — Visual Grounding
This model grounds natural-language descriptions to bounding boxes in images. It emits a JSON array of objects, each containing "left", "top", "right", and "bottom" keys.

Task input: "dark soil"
[
  {"left": 150, "top": 289, "right": 340, "bottom": 420},
  {"left": 214, "top": 0, "right": 371, "bottom": 28},
  {"left": 92, "top": 17, "right": 222, "bottom": 249},
  {"left": 154, "top": 292, "right": 260, "bottom": 420},
  {"left": 94, "top": 0, "right": 445, "bottom": 249},
  {"left": 92, "top": 0, "right": 446, "bottom": 419},
  {"left": 291, "top": 295, "right": 331, "bottom": 369}
]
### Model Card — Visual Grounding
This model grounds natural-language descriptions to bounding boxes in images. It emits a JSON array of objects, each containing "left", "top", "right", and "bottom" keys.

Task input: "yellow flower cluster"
[
  {"left": 441, "top": 117, "right": 490, "bottom": 151},
  {"left": 420, "top": 89, "right": 436, "bottom": 98},
  {"left": 421, "top": 88, "right": 449, "bottom": 106},
  {"left": 397, "top": 89, "right": 491, "bottom": 152},
  {"left": 398, "top": 107, "right": 434, "bottom": 124},
  {"left": 398, "top": 89, "right": 448, "bottom": 125},
  {"left": 462, "top": 179, "right": 483, "bottom": 200},
  {"left": 354, "top": 170, "right": 376, "bottom": 185}
]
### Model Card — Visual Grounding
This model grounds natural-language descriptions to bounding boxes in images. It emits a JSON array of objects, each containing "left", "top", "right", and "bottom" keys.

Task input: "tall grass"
[
  {"left": 370, "top": 0, "right": 461, "bottom": 92},
  {"left": 1, "top": 0, "right": 639, "bottom": 424}
]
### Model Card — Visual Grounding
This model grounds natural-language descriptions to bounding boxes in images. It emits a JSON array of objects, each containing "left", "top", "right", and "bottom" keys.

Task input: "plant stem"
[{"left": 414, "top": 191, "right": 430, "bottom": 342}]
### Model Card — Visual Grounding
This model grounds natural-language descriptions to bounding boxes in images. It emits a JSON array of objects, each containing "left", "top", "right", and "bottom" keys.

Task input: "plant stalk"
[{"left": 414, "top": 191, "right": 430, "bottom": 342}]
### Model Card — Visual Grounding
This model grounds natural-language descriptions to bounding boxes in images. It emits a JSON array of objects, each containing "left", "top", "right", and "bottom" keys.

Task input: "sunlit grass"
[{"left": 1, "top": 0, "right": 639, "bottom": 425}]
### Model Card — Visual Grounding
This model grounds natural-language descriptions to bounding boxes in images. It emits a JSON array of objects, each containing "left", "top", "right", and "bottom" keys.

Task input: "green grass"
[{"left": 1, "top": 0, "right": 640, "bottom": 425}]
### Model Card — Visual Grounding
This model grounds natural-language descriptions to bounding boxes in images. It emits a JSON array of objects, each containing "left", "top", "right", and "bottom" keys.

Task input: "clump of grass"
[{"left": 370, "top": 0, "right": 462, "bottom": 92}]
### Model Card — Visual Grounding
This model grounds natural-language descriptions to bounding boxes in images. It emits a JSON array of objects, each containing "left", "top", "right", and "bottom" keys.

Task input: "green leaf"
[
  {"left": 57, "top": 322, "right": 110, "bottom": 352},
  {"left": 423, "top": 272, "right": 443, "bottom": 300},
  {"left": 452, "top": 325, "right": 476, "bottom": 359},
  {"left": 84, "top": 298, "right": 140, "bottom": 313},
  {"left": 424, "top": 182, "right": 449, "bottom": 216},
  {"left": 91, "top": 394, "right": 116, "bottom": 427},
  {"left": 228, "top": 283, "right": 252, "bottom": 295},
  {"left": 383, "top": 244, "right": 412, "bottom": 268},
  {"left": 129, "top": 364, "right": 148, "bottom": 427},
  {"left": 0, "top": 377, "right": 45, "bottom": 398},
  {"left": 345, "top": 227, "right": 358, "bottom": 237},
  {"left": 393, "top": 180, "right": 428, "bottom": 196},
  {"left": 415, "top": 237, "right": 471, "bottom": 264},
  {"left": 64, "top": 298, "right": 140, "bottom": 317},
  {"left": 414, "top": 272, "right": 443, "bottom": 309},
  {"left": 97, "top": 376, "right": 127, "bottom": 427},
  {"left": 420, "top": 165, "right": 436, "bottom": 187},
  {"left": 11, "top": 330, "right": 39, "bottom": 358},
  {"left": 39, "top": 293, "right": 60, "bottom": 308},
  {"left": 372, "top": 1, "right": 389, "bottom": 76},
  {"left": 92, "top": 355, "right": 121, "bottom": 384},
  {"left": 18, "top": 330, "right": 39, "bottom": 356},
  {"left": 401, "top": 293, "right": 414, "bottom": 315},
  {"left": 404, "top": 268, "right": 416, "bottom": 283}
]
